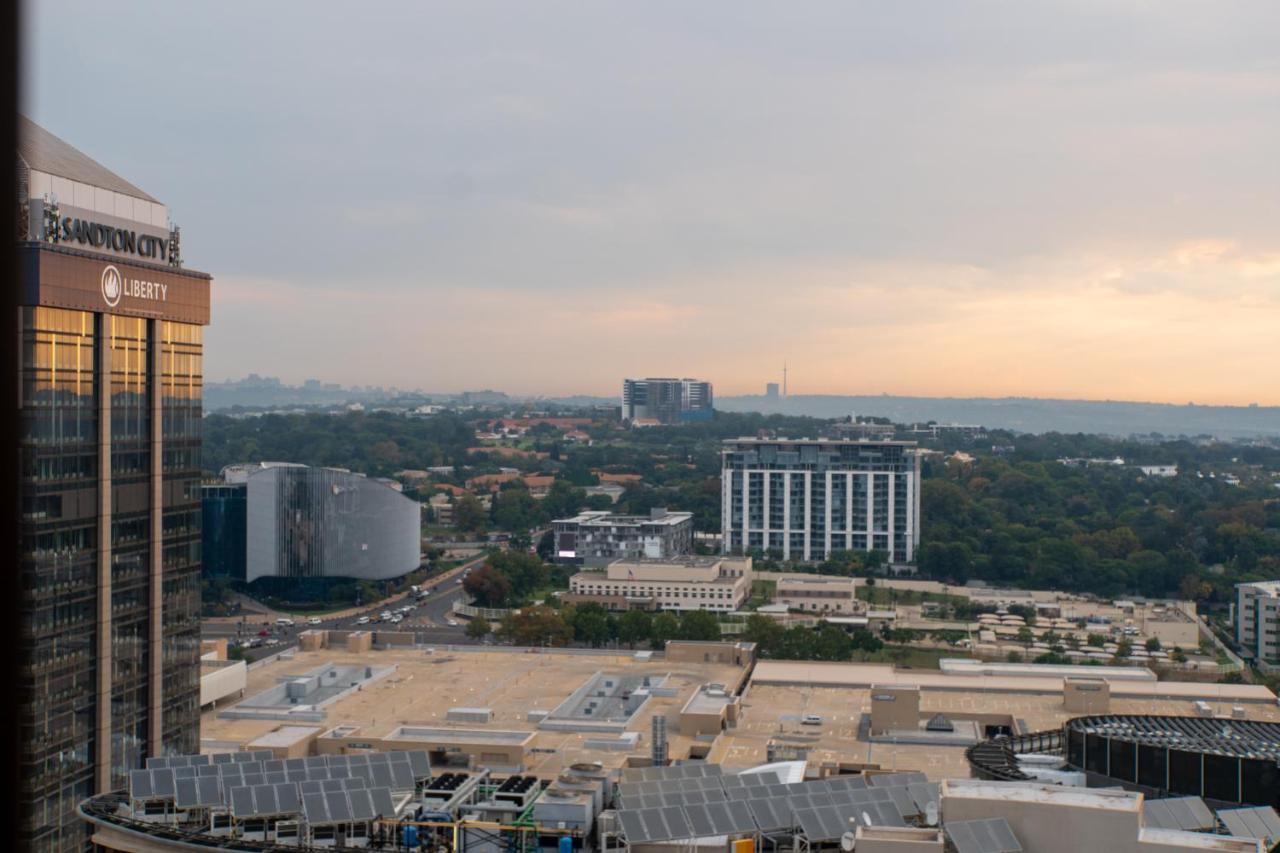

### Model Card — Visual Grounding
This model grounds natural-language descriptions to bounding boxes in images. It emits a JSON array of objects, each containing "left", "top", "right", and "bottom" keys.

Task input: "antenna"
[{"left": 782, "top": 362, "right": 788, "bottom": 397}]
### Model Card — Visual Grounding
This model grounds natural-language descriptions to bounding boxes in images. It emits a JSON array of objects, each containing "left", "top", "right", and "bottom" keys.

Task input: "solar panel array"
[
  {"left": 620, "top": 763, "right": 725, "bottom": 783},
  {"left": 946, "top": 817, "right": 1023, "bottom": 853},
  {"left": 127, "top": 749, "right": 428, "bottom": 827},
  {"left": 615, "top": 771, "right": 934, "bottom": 842},
  {"left": 1142, "top": 797, "right": 1216, "bottom": 832},
  {"left": 1218, "top": 806, "right": 1280, "bottom": 846}
]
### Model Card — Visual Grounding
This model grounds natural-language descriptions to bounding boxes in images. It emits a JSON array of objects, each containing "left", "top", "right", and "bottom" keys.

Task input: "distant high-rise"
[
  {"left": 721, "top": 438, "right": 921, "bottom": 563},
  {"left": 765, "top": 382, "right": 780, "bottom": 398},
  {"left": 621, "top": 377, "right": 713, "bottom": 424},
  {"left": 17, "top": 117, "right": 212, "bottom": 851}
]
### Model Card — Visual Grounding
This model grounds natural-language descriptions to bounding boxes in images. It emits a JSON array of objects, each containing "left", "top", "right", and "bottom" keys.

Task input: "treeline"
[
  {"left": 918, "top": 455, "right": 1280, "bottom": 601},
  {"left": 202, "top": 411, "right": 475, "bottom": 476},
  {"left": 469, "top": 602, "right": 725, "bottom": 649}
]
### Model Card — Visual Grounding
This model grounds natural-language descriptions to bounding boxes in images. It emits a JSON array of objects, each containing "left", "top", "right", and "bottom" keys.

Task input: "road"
[{"left": 204, "top": 555, "right": 486, "bottom": 661}]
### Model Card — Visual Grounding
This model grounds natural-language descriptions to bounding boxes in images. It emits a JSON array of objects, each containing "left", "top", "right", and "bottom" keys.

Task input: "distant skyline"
[{"left": 25, "top": 2, "right": 1280, "bottom": 405}]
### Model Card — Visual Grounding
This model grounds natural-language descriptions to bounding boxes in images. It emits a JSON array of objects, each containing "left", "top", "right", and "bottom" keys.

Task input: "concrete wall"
[
  {"left": 1064, "top": 678, "right": 1110, "bottom": 713},
  {"left": 665, "top": 640, "right": 756, "bottom": 667},
  {"left": 200, "top": 660, "right": 247, "bottom": 707}
]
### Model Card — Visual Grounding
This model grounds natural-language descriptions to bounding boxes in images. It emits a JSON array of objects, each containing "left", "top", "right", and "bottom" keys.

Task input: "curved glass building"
[{"left": 215, "top": 463, "right": 421, "bottom": 583}]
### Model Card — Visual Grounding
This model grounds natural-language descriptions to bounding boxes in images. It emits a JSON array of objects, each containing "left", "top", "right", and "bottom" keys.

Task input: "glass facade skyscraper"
[{"left": 17, "top": 118, "right": 212, "bottom": 851}]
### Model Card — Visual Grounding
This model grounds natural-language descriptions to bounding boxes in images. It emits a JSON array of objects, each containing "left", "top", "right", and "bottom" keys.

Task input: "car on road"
[
  {"left": 356, "top": 616, "right": 370, "bottom": 625},
  {"left": 275, "top": 617, "right": 295, "bottom": 627},
  {"left": 455, "top": 578, "right": 463, "bottom": 585},
  {"left": 446, "top": 619, "right": 459, "bottom": 627},
  {"left": 380, "top": 611, "right": 392, "bottom": 620},
  {"left": 265, "top": 638, "right": 280, "bottom": 647},
  {"left": 309, "top": 618, "right": 322, "bottom": 626}
]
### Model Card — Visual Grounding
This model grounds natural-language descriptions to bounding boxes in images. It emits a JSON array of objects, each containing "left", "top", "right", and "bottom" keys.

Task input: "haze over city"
[{"left": 24, "top": 2, "right": 1280, "bottom": 405}]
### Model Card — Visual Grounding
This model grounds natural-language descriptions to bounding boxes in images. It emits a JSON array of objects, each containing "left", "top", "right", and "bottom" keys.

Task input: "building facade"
[
  {"left": 721, "top": 438, "right": 921, "bottom": 563},
  {"left": 621, "top": 377, "right": 714, "bottom": 424},
  {"left": 237, "top": 463, "right": 421, "bottom": 583},
  {"left": 552, "top": 508, "right": 694, "bottom": 565},
  {"left": 201, "top": 483, "right": 247, "bottom": 581},
  {"left": 773, "top": 575, "right": 863, "bottom": 614},
  {"left": 17, "top": 117, "right": 211, "bottom": 851},
  {"left": 1236, "top": 581, "right": 1280, "bottom": 668},
  {"left": 566, "top": 556, "right": 752, "bottom": 612}
]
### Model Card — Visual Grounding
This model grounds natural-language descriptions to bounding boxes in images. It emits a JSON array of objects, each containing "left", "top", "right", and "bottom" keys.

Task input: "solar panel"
[
  {"left": 348, "top": 788, "right": 377, "bottom": 821},
  {"left": 868, "top": 772, "right": 927, "bottom": 788},
  {"left": 229, "top": 786, "right": 255, "bottom": 816},
  {"left": 327, "top": 755, "right": 350, "bottom": 770},
  {"left": 146, "top": 756, "right": 170, "bottom": 769},
  {"left": 907, "top": 783, "right": 939, "bottom": 816},
  {"left": 130, "top": 770, "right": 153, "bottom": 800},
  {"left": 947, "top": 818, "right": 1022, "bottom": 853},
  {"left": 370, "top": 787, "right": 396, "bottom": 819},
  {"left": 618, "top": 809, "right": 647, "bottom": 842},
  {"left": 370, "top": 764, "right": 394, "bottom": 788},
  {"left": 325, "top": 790, "right": 352, "bottom": 823},
  {"left": 302, "top": 792, "right": 329, "bottom": 824},
  {"left": 197, "top": 764, "right": 219, "bottom": 777},
  {"left": 685, "top": 803, "right": 716, "bottom": 837},
  {"left": 211, "top": 752, "right": 234, "bottom": 765},
  {"left": 244, "top": 772, "right": 265, "bottom": 788},
  {"left": 746, "top": 797, "right": 791, "bottom": 833},
  {"left": 794, "top": 807, "right": 835, "bottom": 842},
  {"left": 1219, "top": 806, "right": 1280, "bottom": 845},
  {"left": 276, "top": 782, "right": 301, "bottom": 816},
  {"left": 251, "top": 750, "right": 275, "bottom": 762},
  {"left": 151, "top": 769, "right": 176, "bottom": 798},
  {"left": 253, "top": 784, "right": 279, "bottom": 816},
  {"left": 305, "top": 756, "right": 326, "bottom": 769},
  {"left": 264, "top": 771, "right": 287, "bottom": 785},
  {"left": 406, "top": 750, "right": 431, "bottom": 778},
  {"left": 174, "top": 777, "right": 200, "bottom": 809},
  {"left": 263, "top": 759, "right": 285, "bottom": 773},
  {"left": 196, "top": 776, "right": 223, "bottom": 807},
  {"left": 285, "top": 758, "right": 306, "bottom": 771},
  {"left": 883, "top": 786, "right": 918, "bottom": 818},
  {"left": 390, "top": 762, "right": 415, "bottom": 790},
  {"left": 173, "top": 766, "right": 197, "bottom": 780}
]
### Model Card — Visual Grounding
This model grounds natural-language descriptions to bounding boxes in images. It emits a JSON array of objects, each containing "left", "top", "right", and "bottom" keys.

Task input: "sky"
[{"left": 24, "top": 2, "right": 1280, "bottom": 404}]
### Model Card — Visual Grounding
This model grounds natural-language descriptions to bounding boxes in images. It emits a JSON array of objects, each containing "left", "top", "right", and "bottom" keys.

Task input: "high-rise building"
[
  {"left": 765, "top": 382, "right": 779, "bottom": 398},
  {"left": 17, "top": 117, "right": 212, "bottom": 851},
  {"left": 1235, "top": 580, "right": 1280, "bottom": 669},
  {"left": 621, "top": 377, "right": 713, "bottom": 424},
  {"left": 721, "top": 438, "right": 921, "bottom": 563}
]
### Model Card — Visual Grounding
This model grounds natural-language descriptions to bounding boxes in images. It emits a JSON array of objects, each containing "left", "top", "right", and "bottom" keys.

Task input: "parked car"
[
  {"left": 275, "top": 617, "right": 295, "bottom": 627},
  {"left": 309, "top": 618, "right": 322, "bottom": 626},
  {"left": 801, "top": 714, "right": 824, "bottom": 726},
  {"left": 446, "top": 619, "right": 459, "bottom": 627}
]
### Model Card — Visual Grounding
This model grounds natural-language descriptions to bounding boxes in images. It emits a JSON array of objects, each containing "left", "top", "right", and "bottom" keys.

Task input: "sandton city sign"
[
  {"left": 59, "top": 215, "right": 172, "bottom": 261},
  {"left": 20, "top": 244, "right": 211, "bottom": 325}
]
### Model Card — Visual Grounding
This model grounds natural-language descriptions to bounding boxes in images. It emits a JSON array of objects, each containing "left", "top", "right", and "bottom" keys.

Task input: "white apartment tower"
[
  {"left": 1236, "top": 580, "right": 1280, "bottom": 667},
  {"left": 721, "top": 438, "right": 921, "bottom": 563}
]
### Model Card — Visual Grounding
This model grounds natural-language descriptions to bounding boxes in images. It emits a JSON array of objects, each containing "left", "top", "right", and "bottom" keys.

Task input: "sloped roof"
[{"left": 18, "top": 115, "right": 160, "bottom": 202}]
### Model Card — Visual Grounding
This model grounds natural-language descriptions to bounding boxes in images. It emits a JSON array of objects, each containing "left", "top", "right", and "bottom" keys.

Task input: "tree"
[
  {"left": 536, "top": 530, "right": 555, "bottom": 561},
  {"left": 1086, "top": 633, "right": 1106, "bottom": 648},
  {"left": 463, "top": 565, "right": 511, "bottom": 607},
  {"left": 617, "top": 611, "right": 653, "bottom": 648},
  {"left": 466, "top": 617, "right": 491, "bottom": 640},
  {"left": 678, "top": 610, "right": 721, "bottom": 641},
  {"left": 1145, "top": 636, "right": 1162, "bottom": 652},
  {"left": 497, "top": 606, "right": 572, "bottom": 646},
  {"left": 813, "top": 624, "right": 854, "bottom": 661},
  {"left": 1016, "top": 626, "right": 1034, "bottom": 647},
  {"left": 570, "top": 602, "right": 612, "bottom": 647},
  {"left": 650, "top": 613, "right": 680, "bottom": 650},
  {"left": 454, "top": 494, "right": 488, "bottom": 534},
  {"left": 850, "top": 629, "right": 883, "bottom": 653},
  {"left": 742, "top": 614, "right": 784, "bottom": 657}
]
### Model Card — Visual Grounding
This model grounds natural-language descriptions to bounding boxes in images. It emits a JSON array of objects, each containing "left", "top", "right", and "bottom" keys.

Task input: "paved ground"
[{"left": 202, "top": 557, "right": 486, "bottom": 660}]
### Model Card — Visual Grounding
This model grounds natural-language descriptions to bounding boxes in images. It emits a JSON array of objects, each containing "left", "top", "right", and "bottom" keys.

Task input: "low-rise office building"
[
  {"left": 566, "top": 556, "right": 752, "bottom": 612},
  {"left": 1236, "top": 581, "right": 1280, "bottom": 669},
  {"left": 553, "top": 508, "right": 693, "bottom": 565},
  {"left": 774, "top": 575, "right": 863, "bottom": 614}
]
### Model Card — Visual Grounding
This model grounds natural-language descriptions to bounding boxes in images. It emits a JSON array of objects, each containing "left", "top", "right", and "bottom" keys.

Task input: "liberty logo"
[{"left": 101, "top": 265, "right": 122, "bottom": 307}]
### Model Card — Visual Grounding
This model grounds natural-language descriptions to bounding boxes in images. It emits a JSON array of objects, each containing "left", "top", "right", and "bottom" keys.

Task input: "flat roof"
[
  {"left": 723, "top": 437, "right": 918, "bottom": 447},
  {"left": 751, "top": 661, "right": 1277, "bottom": 702},
  {"left": 202, "top": 645, "right": 750, "bottom": 779},
  {"left": 939, "top": 779, "right": 1141, "bottom": 812},
  {"left": 247, "top": 725, "right": 322, "bottom": 748}
]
